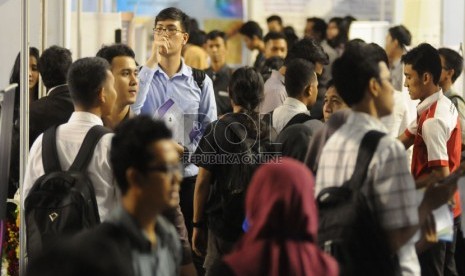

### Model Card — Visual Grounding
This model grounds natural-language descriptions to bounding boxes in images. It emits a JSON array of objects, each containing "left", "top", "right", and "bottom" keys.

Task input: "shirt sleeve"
[
  {"left": 370, "top": 138, "right": 419, "bottom": 230},
  {"left": 21, "top": 134, "right": 45, "bottom": 208},
  {"left": 422, "top": 118, "right": 449, "bottom": 167},
  {"left": 131, "top": 66, "right": 157, "bottom": 115},
  {"left": 193, "top": 122, "right": 218, "bottom": 172},
  {"left": 404, "top": 116, "right": 417, "bottom": 138},
  {"left": 185, "top": 75, "right": 217, "bottom": 157}
]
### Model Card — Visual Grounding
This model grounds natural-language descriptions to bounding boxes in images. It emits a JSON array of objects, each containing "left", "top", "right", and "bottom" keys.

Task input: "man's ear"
[
  {"left": 126, "top": 167, "right": 143, "bottom": 191},
  {"left": 98, "top": 86, "right": 105, "bottom": 104},
  {"left": 423, "top": 72, "right": 431, "bottom": 84},
  {"left": 183, "top": 33, "right": 189, "bottom": 45},
  {"left": 368, "top": 77, "right": 379, "bottom": 97},
  {"left": 304, "top": 85, "right": 311, "bottom": 97}
]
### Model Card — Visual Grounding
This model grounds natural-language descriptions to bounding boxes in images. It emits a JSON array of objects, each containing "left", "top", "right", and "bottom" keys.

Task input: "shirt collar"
[
  {"left": 108, "top": 206, "right": 169, "bottom": 252},
  {"left": 417, "top": 90, "right": 442, "bottom": 114},
  {"left": 154, "top": 59, "right": 190, "bottom": 78},
  {"left": 271, "top": 69, "right": 284, "bottom": 84},
  {"left": 283, "top": 97, "right": 310, "bottom": 113},
  {"left": 347, "top": 111, "right": 388, "bottom": 132},
  {"left": 46, "top": 84, "right": 68, "bottom": 96},
  {"left": 68, "top": 111, "right": 104, "bottom": 126}
]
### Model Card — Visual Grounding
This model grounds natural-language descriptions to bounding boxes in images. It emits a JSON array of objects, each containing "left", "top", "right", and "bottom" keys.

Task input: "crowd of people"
[{"left": 3, "top": 5, "right": 465, "bottom": 276}]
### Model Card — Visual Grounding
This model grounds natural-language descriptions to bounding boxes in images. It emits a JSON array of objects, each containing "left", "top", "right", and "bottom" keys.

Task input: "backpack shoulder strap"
[
  {"left": 344, "top": 130, "right": 385, "bottom": 190},
  {"left": 450, "top": 94, "right": 465, "bottom": 105},
  {"left": 42, "top": 125, "right": 61, "bottom": 173},
  {"left": 192, "top": 68, "right": 206, "bottom": 89},
  {"left": 221, "top": 115, "right": 255, "bottom": 150},
  {"left": 282, "top": 113, "right": 313, "bottom": 131},
  {"left": 69, "top": 125, "right": 112, "bottom": 172}
]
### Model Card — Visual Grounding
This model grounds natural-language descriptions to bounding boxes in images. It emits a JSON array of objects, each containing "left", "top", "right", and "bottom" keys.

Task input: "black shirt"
[{"left": 205, "top": 65, "right": 233, "bottom": 116}]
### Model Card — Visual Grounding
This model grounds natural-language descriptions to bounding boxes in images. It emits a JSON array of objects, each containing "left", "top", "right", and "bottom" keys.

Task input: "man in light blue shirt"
[{"left": 131, "top": 7, "right": 217, "bottom": 276}]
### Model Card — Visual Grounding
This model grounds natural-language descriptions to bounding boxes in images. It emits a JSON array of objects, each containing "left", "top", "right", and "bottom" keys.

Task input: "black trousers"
[
  {"left": 180, "top": 175, "right": 206, "bottom": 276},
  {"left": 419, "top": 241, "right": 446, "bottom": 276}
]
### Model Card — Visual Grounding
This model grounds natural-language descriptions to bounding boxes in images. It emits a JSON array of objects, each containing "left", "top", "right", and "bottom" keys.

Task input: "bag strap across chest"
[{"left": 42, "top": 125, "right": 111, "bottom": 174}]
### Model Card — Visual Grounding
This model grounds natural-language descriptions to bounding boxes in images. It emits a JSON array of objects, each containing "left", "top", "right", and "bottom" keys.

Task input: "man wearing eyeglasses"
[
  {"left": 72, "top": 116, "right": 184, "bottom": 276},
  {"left": 131, "top": 7, "right": 217, "bottom": 276}
]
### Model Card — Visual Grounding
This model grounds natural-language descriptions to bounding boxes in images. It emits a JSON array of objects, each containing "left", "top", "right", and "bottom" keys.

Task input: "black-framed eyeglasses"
[
  {"left": 145, "top": 163, "right": 183, "bottom": 177},
  {"left": 152, "top": 26, "right": 184, "bottom": 36}
]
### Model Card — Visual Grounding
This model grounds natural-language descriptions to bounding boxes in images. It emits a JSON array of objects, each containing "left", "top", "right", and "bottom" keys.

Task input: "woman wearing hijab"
[{"left": 211, "top": 158, "right": 338, "bottom": 276}]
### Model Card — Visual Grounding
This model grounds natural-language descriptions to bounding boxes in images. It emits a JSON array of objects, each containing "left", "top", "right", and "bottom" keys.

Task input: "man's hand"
[
  {"left": 192, "top": 227, "right": 207, "bottom": 257},
  {"left": 146, "top": 35, "right": 170, "bottom": 68}
]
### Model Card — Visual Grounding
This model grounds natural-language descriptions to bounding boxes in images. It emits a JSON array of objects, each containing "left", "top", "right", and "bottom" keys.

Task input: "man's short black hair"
[
  {"left": 155, "top": 7, "right": 190, "bottom": 34},
  {"left": 266, "top": 15, "right": 282, "bottom": 25},
  {"left": 264, "top": 31, "right": 287, "bottom": 44},
  {"left": 284, "top": 37, "right": 329, "bottom": 66},
  {"left": 332, "top": 42, "right": 382, "bottom": 106},
  {"left": 438, "top": 47, "right": 464, "bottom": 83},
  {"left": 111, "top": 116, "right": 172, "bottom": 195},
  {"left": 239, "top": 21, "right": 263, "bottom": 40},
  {"left": 285, "top": 58, "right": 316, "bottom": 98},
  {"left": 96, "top": 44, "right": 135, "bottom": 65},
  {"left": 38, "top": 46, "right": 72, "bottom": 89},
  {"left": 206, "top": 30, "right": 227, "bottom": 44},
  {"left": 402, "top": 43, "right": 441, "bottom": 85},
  {"left": 388, "top": 25, "right": 412, "bottom": 48},
  {"left": 67, "top": 57, "right": 110, "bottom": 109},
  {"left": 307, "top": 17, "right": 327, "bottom": 40},
  {"left": 367, "top": 43, "right": 389, "bottom": 65}
]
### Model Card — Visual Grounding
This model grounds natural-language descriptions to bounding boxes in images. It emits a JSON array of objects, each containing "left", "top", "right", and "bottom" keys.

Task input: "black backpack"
[
  {"left": 25, "top": 125, "right": 111, "bottom": 260},
  {"left": 192, "top": 68, "right": 206, "bottom": 89},
  {"left": 316, "top": 130, "right": 401, "bottom": 276},
  {"left": 207, "top": 116, "right": 274, "bottom": 241},
  {"left": 268, "top": 110, "right": 314, "bottom": 132}
]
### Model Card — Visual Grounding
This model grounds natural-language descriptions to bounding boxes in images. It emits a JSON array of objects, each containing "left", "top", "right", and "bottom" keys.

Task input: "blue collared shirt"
[{"left": 132, "top": 61, "right": 217, "bottom": 177}]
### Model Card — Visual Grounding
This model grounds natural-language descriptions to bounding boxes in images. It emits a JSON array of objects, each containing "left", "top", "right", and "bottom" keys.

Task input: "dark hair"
[
  {"left": 189, "top": 18, "right": 199, "bottom": 32},
  {"left": 401, "top": 43, "right": 441, "bottom": 85},
  {"left": 266, "top": 15, "right": 282, "bottom": 25},
  {"left": 206, "top": 30, "right": 227, "bottom": 44},
  {"left": 67, "top": 57, "right": 110, "bottom": 108},
  {"left": 239, "top": 21, "right": 263, "bottom": 40},
  {"left": 285, "top": 58, "right": 315, "bottom": 98},
  {"left": 111, "top": 116, "right": 172, "bottom": 195},
  {"left": 9, "top": 47, "right": 40, "bottom": 102},
  {"left": 284, "top": 37, "right": 329, "bottom": 66},
  {"left": 38, "top": 46, "right": 72, "bottom": 89},
  {"left": 96, "top": 44, "right": 135, "bottom": 65},
  {"left": 229, "top": 67, "right": 269, "bottom": 137},
  {"left": 327, "top": 16, "right": 354, "bottom": 49},
  {"left": 263, "top": 31, "right": 287, "bottom": 44},
  {"left": 367, "top": 43, "right": 389, "bottom": 65},
  {"left": 155, "top": 7, "right": 190, "bottom": 34},
  {"left": 307, "top": 17, "right": 327, "bottom": 40},
  {"left": 261, "top": 56, "right": 284, "bottom": 81},
  {"left": 388, "top": 25, "right": 412, "bottom": 49},
  {"left": 188, "top": 30, "right": 206, "bottom": 46},
  {"left": 438, "top": 47, "right": 464, "bottom": 83},
  {"left": 332, "top": 42, "right": 381, "bottom": 106},
  {"left": 283, "top": 26, "right": 299, "bottom": 49}
]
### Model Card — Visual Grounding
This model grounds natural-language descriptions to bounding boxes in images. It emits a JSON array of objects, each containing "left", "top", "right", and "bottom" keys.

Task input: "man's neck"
[
  {"left": 256, "top": 41, "right": 265, "bottom": 53},
  {"left": 420, "top": 85, "right": 441, "bottom": 102},
  {"left": 159, "top": 55, "right": 182, "bottom": 78},
  {"left": 278, "top": 66, "right": 286, "bottom": 77},
  {"left": 122, "top": 198, "right": 158, "bottom": 246},
  {"left": 104, "top": 104, "right": 130, "bottom": 129},
  {"left": 351, "top": 97, "right": 381, "bottom": 119},
  {"left": 74, "top": 106, "right": 102, "bottom": 118},
  {"left": 441, "top": 81, "right": 453, "bottom": 93},
  {"left": 211, "top": 61, "right": 225, "bottom": 72}
]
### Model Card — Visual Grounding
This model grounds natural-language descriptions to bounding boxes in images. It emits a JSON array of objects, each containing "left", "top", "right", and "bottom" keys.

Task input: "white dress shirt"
[
  {"left": 22, "top": 111, "right": 118, "bottom": 221},
  {"left": 272, "top": 97, "right": 310, "bottom": 134}
]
